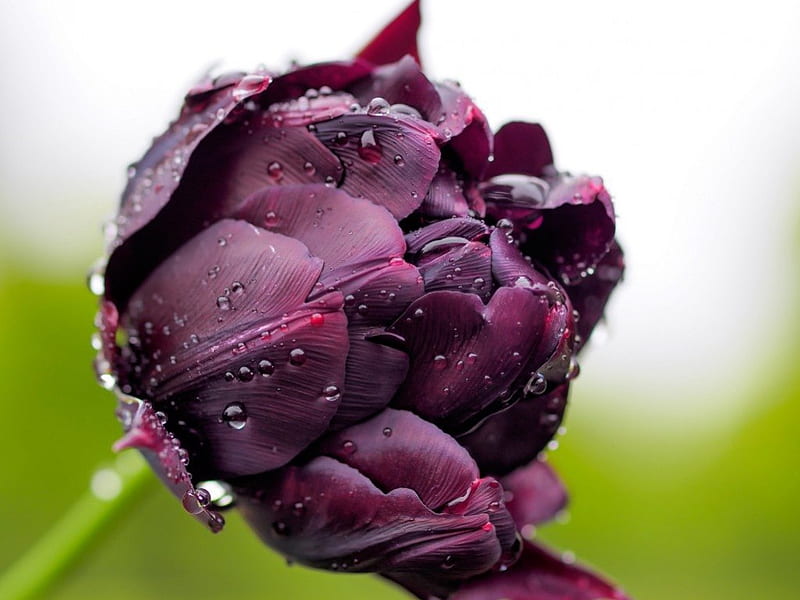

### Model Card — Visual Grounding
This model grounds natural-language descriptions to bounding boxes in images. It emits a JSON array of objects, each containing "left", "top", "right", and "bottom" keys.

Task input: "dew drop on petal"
[
  {"left": 289, "top": 348, "right": 307, "bottom": 366},
  {"left": 221, "top": 402, "right": 248, "bottom": 429}
]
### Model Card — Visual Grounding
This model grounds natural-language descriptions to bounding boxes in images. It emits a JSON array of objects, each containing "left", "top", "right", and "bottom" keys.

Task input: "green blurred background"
[{"left": 2, "top": 0, "right": 800, "bottom": 598}]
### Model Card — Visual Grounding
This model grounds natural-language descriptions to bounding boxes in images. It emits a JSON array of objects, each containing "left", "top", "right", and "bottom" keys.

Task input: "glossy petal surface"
[
  {"left": 451, "top": 540, "right": 630, "bottom": 600},
  {"left": 120, "top": 220, "right": 349, "bottom": 477}
]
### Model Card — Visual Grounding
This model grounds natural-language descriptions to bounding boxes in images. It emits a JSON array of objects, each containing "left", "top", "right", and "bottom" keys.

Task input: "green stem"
[{"left": 0, "top": 451, "right": 153, "bottom": 600}]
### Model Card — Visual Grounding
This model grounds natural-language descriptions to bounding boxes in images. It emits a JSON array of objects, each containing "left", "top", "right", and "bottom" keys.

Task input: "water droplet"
[
  {"left": 221, "top": 402, "right": 248, "bottom": 429},
  {"left": 154, "top": 411, "right": 168, "bottom": 425},
  {"left": 232, "top": 74, "right": 270, "bottom": 101},
  {"left": 230, "top": 281, "right": 245, "bottom": 295},
  {"left": 216, "top": 296, "right": 231, "bottom": 310},
  {"left": 87, "top": 263, "right": 105, "bottom": 296},
  {"left": 413, "top": 308, "right": 425, "bottom": 319},
  {"left": 238, "top": 366, "right": 254, "bottom": 381},
  {"left": 358, "top": 129, "right": 382, "bottom": 164},
  {"left": 566, "top": 357, "right": 580, "bottom": 380},
  {"left": 441, "top": 555, "right": 456, "bottom": 570},
  {"left": 127, "top": 165, "right": 137, "bottom": 179},
  {"left": 182, "top": 489, "right": 206, "bottom": 514},
  {"left": 393, "top": 154, "right": 405, "bottom": 166},
  {"left": 303, "top": 161, "right": 316, "bottom": 175},
  {"left": 215, "top": 108, "right": 226, "bottom": 121},
  {"left": 224, "top": 371, "right": 235, "bottom": 382},
  {"left": 322, "top": 385, "right": 341, "bottom": 402},
  {"left": 496, "top": 218, "right": 514, "bottom": 230},
  {"left": 272, "top": 521, "right": 290, "bottom": 536},
  {"left": 207, "top": 265, "right": 220, "bottom": 279},
  {"left": 289, "top": 348, "right": 307, "bottom": 366},
  {"left": 366, "top": 96, "right": 390, "bottom": 115},
  {"left": 382, "top": 427, "right": 393, "bottom": 437},
  {"left": 433, "top": 355, "right": 448, "bottom": 370},
  {"left": 267, "top": 161, "right": 283, "bottom": 181},
  {"left": 258, "top": 359, "right": 275, "bottom": 376},
  {"left": 310, "top": 313, "right": 325, "bottom": 326},
  {"left": 333, "top": 131, "right": 348, "bottom": 146},
  {"left": 342, "top": 440, "right": 357, "bottom": 454},
  {"left": 292, "top": 501, "right": 306, "bottom": 517},
  {"left": 357, "top": 303, "right": 369, "bottom": 315},
  {"left": 217, "top": 237, "right": 227, "bottom": 246},
  {"left": 473, "top": 277, "right": 486, "bottom": 289},
  {"left": 524, "top": 372, "right": 547, "bottom": 396}
]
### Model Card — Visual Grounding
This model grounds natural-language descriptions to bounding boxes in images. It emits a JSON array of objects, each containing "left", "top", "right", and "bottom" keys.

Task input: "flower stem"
[{"left": 0, "top": 452, "right": 154, "bottom": 600}]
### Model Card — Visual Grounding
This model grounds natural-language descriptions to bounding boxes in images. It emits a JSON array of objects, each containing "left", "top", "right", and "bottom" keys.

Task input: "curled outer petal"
[
  {"left": 234, "top": 409, "right": 518, "bottom": 583},
  {"left": 450, "top": 540, "right": 630, "bottom": 600}
]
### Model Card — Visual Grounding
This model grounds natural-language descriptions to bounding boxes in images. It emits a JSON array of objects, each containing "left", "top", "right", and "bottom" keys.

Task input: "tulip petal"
[
  {"left": 388, "top": 288, "right": 556, "bottom": 432},
  {"left": 351, "top": 55, "right": 441, "bottom": 120},
  {"left": 229, "top": 184, "right": 405, "bottom": 278},
  {"left": 435, "top": 82, "right": 493, "bottom": 178},
  {"left": 320, "top": 409, "right": 478, "bottom": 510},
  {"left": 112, "top": 72, "right": 271, "bottom": 249},
  {"left": 459, "top": 384, "right": 569, "bottom": 477},
  {"left": 235, "top": 456, "right": 501, "bottom": 578},
  {"left": 418, "top": 167, "right": 471, "bottom": 219},
  {"left": 485, "top": 121, "right": 554, "bottom": 179},
  {"left": 114, "top": 399, "right": 225, "bottom": 533},
  {"left": 501, "top": 460, "right": 568, "bottom": 529},
  {"left": 405, "top": 218, "right": 489, "bottom": 254},
  {"left": 104, "top": 103, "right": 343, "bottom": 307},
  {"left": 313, "top": 113, "right": 440, "bottom": 219},
  {"left": 522, "top": 175, "right": 616, "bottom": 285},
  {"left": 566, "top": 241, "right": 625, "bottom": 350},
  {"left": 416, "top": 240, "right": 493, "bottom": 301},
  {"left": 357, "top": 0, "right": 422, "bottom": 66},
  {"left": 329, "top": 326, "right": 410, "bottom": 429},
  {"left": 264, "top": 61, "right": 372, "bottom": 103},
  {"left": 451, "top": 540, "right": 630, "bottom": 600},
  {"left": 119, "top": 220, "right": 349, "bottom": 477}
]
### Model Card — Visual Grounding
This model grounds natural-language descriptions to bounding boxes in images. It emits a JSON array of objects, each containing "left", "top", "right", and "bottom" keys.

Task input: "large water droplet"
[
  {"left": 524, "top": 372, "right": 547, "bottom": 396},
  {"left": 221, "top": 402, "right": 248, "bottom": 429},
  {"left": 258, "top": 359, "right": 275, "bottom": 376},
  {"left": 366, "top": 97, "right": 390, "bottom": 115},
  {"left": 232, "top": 74, "right": 270, "bottom": 101},
  {"left": 358, "top": 129, "right": 382, "bottom": 164},
  {"left": 322, "top": 384, "right": 341, "bottom": 402},
  {"left": 289, "top": 348, "right": 307, "bottom": 366}
]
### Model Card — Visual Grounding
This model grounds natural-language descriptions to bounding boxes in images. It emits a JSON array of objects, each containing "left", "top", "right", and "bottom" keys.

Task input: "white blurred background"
[{"left": 1, "top": 0, "right": 798, "bottom": 434}]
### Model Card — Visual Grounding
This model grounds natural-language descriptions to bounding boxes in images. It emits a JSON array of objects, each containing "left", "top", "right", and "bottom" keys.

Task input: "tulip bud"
[{"left": 93, "top": 1, "right": 626, "bottom": 598}]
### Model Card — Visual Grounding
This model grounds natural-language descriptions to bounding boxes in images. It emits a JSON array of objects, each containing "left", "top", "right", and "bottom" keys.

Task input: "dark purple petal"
[
  {"left": 418, "top": 167, "right": 471, "bottom": 219},
  {"left": 485, "top": 121, "right": 554, "bottom": 179},
  {"left": 119, "top": 220, "right": 349, "bottom": 477},
  {"left": 112, "top": 71, "right": 271, "bottom": 249},
  {"left": 114, "top": 400, "right": 225, "bottom": 533},
  {"left": 489, "top": 228, "right": 577, "bottom": 385},
  {"left": 523, "top": 175, "right": 616, "bottom": 285},
  {"left": 235, "top": 456, "right": 501, "bottom": 578},
  {"left": 263, "top": 61, "right": 372, "bottom": 103},
  {"left": 351, "top": 55, "right": 441, "bottom": 120},
  {"left": 566, "top": 240, "right": 625, "bottom": 350},
  {"left": 313, "top": 112, "right": 440, "bottom": 219},
  {"left": 356, "top": 0, "right": 422, "bottom": 67},
  {"left": 435, "top": 81, "right": 493, "bottom": 178},
  {"left": 459, "top": 384, "right": 569, "bottom": 477},
  {"left": 405, "top": 217, "right": 489, "bottom": 254},
  {"left": 229, "top": 184, "right": 404, "bottom": 274},
  {"left": 501, "top": 460, "right": 568, "bottom": 529},
  {"left": 320, "top": 409, "right": 478, "bottom": 510},
  {"left": 486, "top": 175, "right": 616, "bottom": 285},
  {"left": 451, "top": 540, "right": 630, "bottom": 600},
  {"left": 416, "top": 240, "right": 492, "bottom": 301},
  {"left": 329, "top": 326, "right": 409, "bottom": 429},
  {"left": 388, "top": 288, "right": 558, "bottom": 432},
  {"left": 104, "top": 101, "right": 343, "bottom": 307}
]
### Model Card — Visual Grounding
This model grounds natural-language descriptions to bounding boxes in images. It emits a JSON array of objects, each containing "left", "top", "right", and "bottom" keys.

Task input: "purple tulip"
[{"left": 93, "top": 1, "right": 627, "bottom": 598}]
